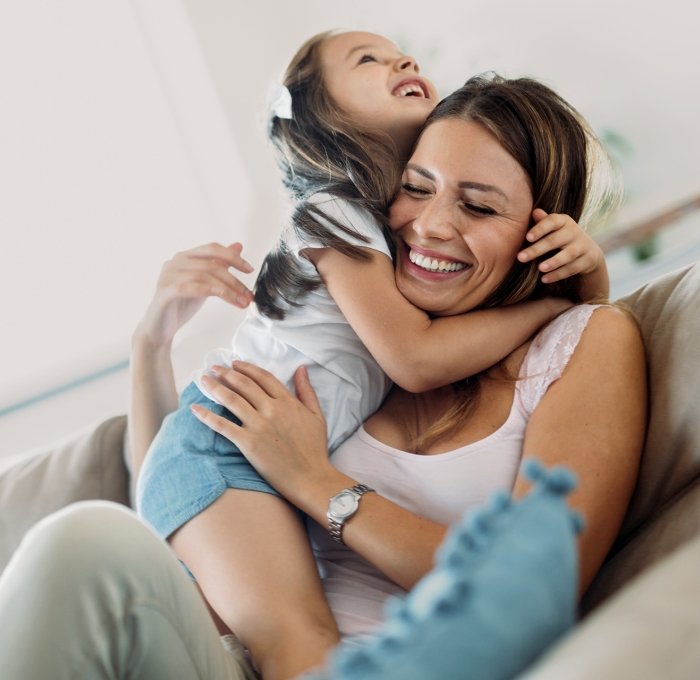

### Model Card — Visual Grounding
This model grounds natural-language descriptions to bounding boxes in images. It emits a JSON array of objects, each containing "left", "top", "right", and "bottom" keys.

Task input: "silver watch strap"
[{"left": 328, "top": 483, "right": 374, "bottom": 544}]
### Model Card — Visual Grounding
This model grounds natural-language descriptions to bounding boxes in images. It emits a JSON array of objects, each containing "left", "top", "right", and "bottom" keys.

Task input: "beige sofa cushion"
[
  {"left": 583, "top": 261, "right": 700, "bottom": 610},
  {"left": 0, "top": 415, "right": 129, "bottom": 573},
  {"left": 520, "top": 531, "right": 700, "bottom": 680},
  {"left": 619, "top": 261, "right": 700, "bottom": 534}
]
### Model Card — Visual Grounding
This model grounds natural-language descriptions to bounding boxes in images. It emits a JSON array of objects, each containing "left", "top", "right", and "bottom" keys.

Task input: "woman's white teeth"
[
  {"left": 394, "top": 84, "right": 424, "bottom": 97},
  {"left": 409, "top": 249, "right": 466, "bottom": 273}
]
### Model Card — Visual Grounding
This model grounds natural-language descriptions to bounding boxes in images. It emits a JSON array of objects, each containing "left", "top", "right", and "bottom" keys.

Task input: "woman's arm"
[
  {"left": 512, "top": 306, "right": 647, "bottom": 595},
  {"left": 128, "top": 242, "right": 254, "bottom": 477},
  {"left": 191, "top": 363, "right": 449, "bottom": 591},
  {"left": 191, "top": 305, "right": 646, "bottom": 597}
]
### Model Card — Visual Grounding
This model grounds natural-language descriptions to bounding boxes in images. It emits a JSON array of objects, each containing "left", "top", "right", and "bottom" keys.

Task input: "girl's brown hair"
[{"left": 256, "top": 31, "right": 402, "bottom": 319}]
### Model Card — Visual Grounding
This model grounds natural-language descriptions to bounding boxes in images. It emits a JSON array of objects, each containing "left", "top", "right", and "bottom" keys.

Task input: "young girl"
[{"left": 135, "top": 30, "right": 611, "bottom": 680}]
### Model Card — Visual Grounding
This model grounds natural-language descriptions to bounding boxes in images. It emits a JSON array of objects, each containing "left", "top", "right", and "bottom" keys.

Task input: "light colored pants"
[{"left": 0, "top": 501, "right": 258, "bottom": 680}]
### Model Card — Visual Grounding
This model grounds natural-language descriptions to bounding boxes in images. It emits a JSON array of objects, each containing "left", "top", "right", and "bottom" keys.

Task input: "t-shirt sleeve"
[{"left": 284, "top": 193, "right": 392, "bottom": 260}]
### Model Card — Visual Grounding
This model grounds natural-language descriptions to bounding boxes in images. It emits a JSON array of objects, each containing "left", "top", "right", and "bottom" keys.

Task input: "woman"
[{"left": 0, "top": 75, "right": 645, "bottom": 680}]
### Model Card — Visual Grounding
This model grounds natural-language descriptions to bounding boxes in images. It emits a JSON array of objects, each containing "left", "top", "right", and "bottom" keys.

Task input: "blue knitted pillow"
[{"left": 311, "top": 460, "right": 582, "bottom": 680}]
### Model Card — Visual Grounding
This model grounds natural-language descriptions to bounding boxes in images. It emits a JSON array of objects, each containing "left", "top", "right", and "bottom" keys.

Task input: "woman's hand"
[
  {"left": 135, "top": 242, "right": 255, "bottom": 348},
  {"left": 191, "top": 362, "right": 333, "bottom": 498}
]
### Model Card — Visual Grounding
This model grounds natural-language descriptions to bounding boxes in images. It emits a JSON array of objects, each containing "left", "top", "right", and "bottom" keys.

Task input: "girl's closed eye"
[{"left": 358, "top": 53, "right": 377, "bottom": 64}]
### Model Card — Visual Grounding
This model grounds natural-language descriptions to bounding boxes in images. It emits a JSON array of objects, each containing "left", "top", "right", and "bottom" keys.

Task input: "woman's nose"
[
  {"left": 412, "top": 199, "right": 457, "bottom": 241},
  {"left": 395, "top": 55, "right": 419, "bottom": 74}
]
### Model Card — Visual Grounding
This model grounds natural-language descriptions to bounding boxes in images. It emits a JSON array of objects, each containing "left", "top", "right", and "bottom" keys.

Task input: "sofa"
[{"left": 1, "top": 262, "right": 699, "bottom": 679}]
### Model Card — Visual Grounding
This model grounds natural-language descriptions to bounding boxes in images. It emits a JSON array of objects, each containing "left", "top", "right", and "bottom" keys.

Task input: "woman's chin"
[{"left": 396, "top": 270, "right": 477, "bottom": 317}]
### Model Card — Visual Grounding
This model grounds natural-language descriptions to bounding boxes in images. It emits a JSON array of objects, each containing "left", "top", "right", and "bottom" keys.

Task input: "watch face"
[{"left": 329, "top": 491, "right": 358, "bottom": 519}]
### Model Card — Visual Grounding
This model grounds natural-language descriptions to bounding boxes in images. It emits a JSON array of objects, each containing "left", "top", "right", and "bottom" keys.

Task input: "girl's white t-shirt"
[{"left": 194, "top": 193, "right": 393, "bottom": 452}]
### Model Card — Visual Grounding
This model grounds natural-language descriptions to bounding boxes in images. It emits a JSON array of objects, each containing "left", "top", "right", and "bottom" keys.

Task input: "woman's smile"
[
  {"left": 404, "top": 244, "right": 470, "bottom": 275},
  {"left": 390, "top": 117, "right": 533, "bottom": 316}
]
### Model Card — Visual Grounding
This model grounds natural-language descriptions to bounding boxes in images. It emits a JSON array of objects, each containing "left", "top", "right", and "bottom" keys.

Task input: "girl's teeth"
[
  {"left": 394, "top": 84, "right": 423, "bottom": 97},
  {"left": 409, "top": 249, "right": 466, "bottom": 273}
]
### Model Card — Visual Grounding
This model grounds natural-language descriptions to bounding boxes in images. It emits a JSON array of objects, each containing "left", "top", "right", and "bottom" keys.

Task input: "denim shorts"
[{"left": 136, "top": 382, "right": 278, "bottom": 540}]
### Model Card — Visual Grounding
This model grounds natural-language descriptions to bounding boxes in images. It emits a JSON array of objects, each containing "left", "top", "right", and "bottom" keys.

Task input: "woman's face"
[
  {"left": 390, "top": 118, "right": 533, "bottom": 316},
  {"left": 319, "top": 31, "right": 438, "bottom": 156}
]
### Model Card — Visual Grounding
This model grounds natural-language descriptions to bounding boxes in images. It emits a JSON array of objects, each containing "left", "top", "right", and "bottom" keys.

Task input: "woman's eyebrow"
[
  {"left": 405, "top": 163, "right": 435, "bottom": 180},
  {"left": 406, "top": 163, "right": 507, "bottom": 199},
  {"left": 458, "top": 181, "right": 507, "bottom": 200}
]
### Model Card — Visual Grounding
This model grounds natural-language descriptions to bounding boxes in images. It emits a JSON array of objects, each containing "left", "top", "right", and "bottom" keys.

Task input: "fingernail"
[
  {"left": 210, "top": 365, "right": 222, "bottom": 374},
  {"left": 236, "top": 295, "right": 249, "bottom": 307},
  {"left": 518, "top": 252, "right": 528, "bottom": 262}
]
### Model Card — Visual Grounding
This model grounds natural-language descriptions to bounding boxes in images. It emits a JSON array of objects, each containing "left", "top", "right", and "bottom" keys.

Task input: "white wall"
[
  {"left": 2, "top": 0, "right": 699, "bottom": 457},
  {"left": 0, "top": 0, "right": 264, "bottom": 455}
]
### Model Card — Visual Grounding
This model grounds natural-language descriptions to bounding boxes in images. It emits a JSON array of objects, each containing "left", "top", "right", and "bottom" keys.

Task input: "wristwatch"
[{"left": 327, "top": 483, "right": 375, "bottom": 544}]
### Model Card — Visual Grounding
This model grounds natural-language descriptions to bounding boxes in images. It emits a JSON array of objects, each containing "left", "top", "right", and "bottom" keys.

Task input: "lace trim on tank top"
[{"left": 518, "top": 304, "right": 603, "bottom": 416}]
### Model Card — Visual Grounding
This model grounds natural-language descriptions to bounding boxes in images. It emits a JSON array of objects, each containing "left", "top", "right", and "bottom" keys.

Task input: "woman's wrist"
[
  {"left": 131, "top": 320, "right": 174, "bottom": 356},
  {"left": 286, "top": 465, "right": 359, "bottom": 525}
]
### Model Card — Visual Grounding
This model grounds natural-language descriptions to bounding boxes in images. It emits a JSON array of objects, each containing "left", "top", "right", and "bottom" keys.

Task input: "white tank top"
[{"left": 309, "top": 304, "right": 601, "bottom": 642}]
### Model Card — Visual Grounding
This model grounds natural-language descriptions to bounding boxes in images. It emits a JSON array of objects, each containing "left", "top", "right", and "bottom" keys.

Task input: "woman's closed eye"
[
  {"left": 401, "top": 182, "right": 431, "bottom": 196},
  {"left": 463, "top": 203, "right": 496, "bottom": 216}
]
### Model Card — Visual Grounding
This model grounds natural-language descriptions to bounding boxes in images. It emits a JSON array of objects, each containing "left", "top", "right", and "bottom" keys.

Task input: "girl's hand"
[
  {"left": 136, "top": 242, "right": 254, "bottom": 348},
  {"left": 191, "top": 362, "right": 332, "bottom": 497},
  {"left": 517, "top": 209, "right": 605, "bottom": 284}
]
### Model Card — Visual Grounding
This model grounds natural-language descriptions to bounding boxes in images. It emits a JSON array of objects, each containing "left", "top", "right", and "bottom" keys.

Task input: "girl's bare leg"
[{"left": 170, "top": 489, "right": 339, "bottom": 680}]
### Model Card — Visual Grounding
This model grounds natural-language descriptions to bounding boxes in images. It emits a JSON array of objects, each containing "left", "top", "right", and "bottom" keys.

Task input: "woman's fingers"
[
  {"left": 190, "top": 404, "right": 248, "bottom": 448},
  {"left": 293, "top": 366, "right": 323, "bottom": 418},
  {"left": 228, "top": 242, "right": 255, "bottom": 273},
  {"left": 172, "top": 242, "right": 254, "bottom": 273},
  {"left": 228, "top": 361, "right": 293, "bottom": 400},
  {"left": 163, "top": 244, "right": 254, "bottom": 306},
  {"left": 182, "top": 268, "right": 253, "bottom": 307},
  {"left": 199, "top": 374, "right": 258, "bottom": 422},
  {"left": 204, "top": 367, "right": 274, "bottom": 414}
]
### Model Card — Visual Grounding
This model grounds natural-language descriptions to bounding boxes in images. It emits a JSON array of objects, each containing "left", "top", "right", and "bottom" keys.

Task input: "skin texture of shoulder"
[{"left": 513, "top": 305, "right": 647, "bottom": 595}]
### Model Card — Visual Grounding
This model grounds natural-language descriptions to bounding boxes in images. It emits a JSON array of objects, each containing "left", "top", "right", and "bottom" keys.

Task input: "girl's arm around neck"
[
  {"left": 308, "top": 246, "right": 570, "bottom": 393},
  {"left": 578, "top": 255, "right": 610, "bottom": 302}
]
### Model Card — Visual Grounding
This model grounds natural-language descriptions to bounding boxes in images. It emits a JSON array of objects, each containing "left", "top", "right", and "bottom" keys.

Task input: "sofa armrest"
[
  {"left": 0, "top": 415, "right": 130, "bottom": 573},
  {"left": 519, "top": 532, "right": 700, "bottom": 680}
]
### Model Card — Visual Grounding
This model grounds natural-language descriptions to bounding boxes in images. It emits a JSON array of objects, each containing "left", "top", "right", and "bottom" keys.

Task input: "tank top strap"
[{"left": 518, "top": 304, "right": 604, "bottom": 416}]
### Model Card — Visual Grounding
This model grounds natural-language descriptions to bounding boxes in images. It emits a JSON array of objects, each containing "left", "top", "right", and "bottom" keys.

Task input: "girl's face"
[
  {"left": 390, "top": 118, "right": 533, "bottom": 317},
  {"left": 320, "top": 31, "right": 438, "bottom": 157}
]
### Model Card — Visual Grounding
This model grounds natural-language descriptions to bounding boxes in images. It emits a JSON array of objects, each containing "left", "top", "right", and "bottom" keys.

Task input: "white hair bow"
[{"left": 269, "top": 84, "right": 293, "bottom": 120}]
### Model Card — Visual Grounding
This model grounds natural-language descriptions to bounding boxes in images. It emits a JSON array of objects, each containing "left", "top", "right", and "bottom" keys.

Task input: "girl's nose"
[{"left": 395, "top": 55, "right": 419, "bottom": 74}]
